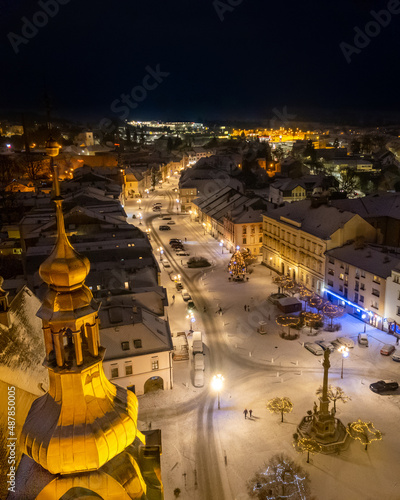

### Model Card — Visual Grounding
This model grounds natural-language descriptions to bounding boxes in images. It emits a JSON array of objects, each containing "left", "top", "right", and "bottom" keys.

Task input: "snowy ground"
[{"left": 131, "top": 182, "right": 400, "bottom": 500}]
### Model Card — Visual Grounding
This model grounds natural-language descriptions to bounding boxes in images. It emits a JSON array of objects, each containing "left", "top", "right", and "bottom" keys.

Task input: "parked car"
[
  {"left": 380, "top": 344, "right": 395, "bottom": 356},
  {"left": 369, "top": 380, "right": 399, "bottom": 393},
  {"left": 176, "top": 251, "right": 190, "bottom": 256},
  {"left": 131, "top": 214, "right": 137, "bottom": 218},
  {"left": 358, "top": 333, "right": 369, "bottom": 346},
  {"left": 194, "top": 369, "right": 204, "bottom": 387},
  {"left": 187, "top": 300, "right": 195, "bottom": 312},
  {"left": 158, "top": 225, "right": 171, "bottom": 231},
  {"left": 181, "top": 289, "right": 191, "bottom": 301},
  {"left": 334, "top": 337, "right": 355, "bottom": 349},
  {"left": 175, "top": 282, "right": 183, "bottom": 291},
  {"left": 172, "top": 245, "right": 184, "bottom": 251},
  {"left": 304, "top": 342, "right": 324, "bottom": 356},
  {"left": 152, "top": 207, "right": 161, "bottom": 212},
  {"left": 192, "top": 331, "right": 203, "bottom": 354},
  {"left": 194, "top": 353, "right": 205, "bottom": 371},
  {"left": 315, "top": 340, "right": 335, "bottom": 352},
  {"left": 167, "top": 221, "right": 176, "bottom": 225},
  {"left": 169, "top": 238, "right": 182, "bottom": 244},
  {"left": 161, "top": 216, "right": 172, "bottom": 220},
  {"left": 162, "top": 261, "right": 171, "bottom": 269},
  {"left": 392, "top": 351, "right": 400, "bottom": 362}
]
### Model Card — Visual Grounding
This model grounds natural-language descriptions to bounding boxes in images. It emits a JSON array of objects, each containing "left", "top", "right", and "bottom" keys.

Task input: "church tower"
[{"left": 14, "top": 145, "right": 163, "bottom": 499}]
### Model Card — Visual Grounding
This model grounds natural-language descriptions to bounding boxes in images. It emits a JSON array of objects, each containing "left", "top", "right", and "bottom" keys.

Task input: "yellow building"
[
  {"left": 14, "top": 172, "right": 163, "bottom": 498},
  {"left": 262, "top": 199, "right": 377, "bottom": 295}
]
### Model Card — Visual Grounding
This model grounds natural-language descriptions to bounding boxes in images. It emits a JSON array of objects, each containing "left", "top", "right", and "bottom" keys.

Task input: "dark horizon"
[{"left": 1, "top": 0, "right": 400, "bottom": 126}]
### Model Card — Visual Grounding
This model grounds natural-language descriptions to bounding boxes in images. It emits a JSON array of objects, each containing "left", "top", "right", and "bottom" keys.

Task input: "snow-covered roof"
[
  {"left": 0, "top": 285, "right": 47, "bottom": 395},
  {"left": 331, "top": 192, "right": 400, "bottom": 220},
  {"left": 326, "top": 244, "right": 400, "bottom": 278},
  {"left": 263, "top": 199, "right": 357, "bottom": 239},
  {"left": 99, "top": 300, "right": 172, "bottom": 360}
]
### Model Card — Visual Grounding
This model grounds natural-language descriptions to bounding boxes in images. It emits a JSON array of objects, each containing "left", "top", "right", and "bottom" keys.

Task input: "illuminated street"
[{"left": 124, "top": 179, "right": 400, "bottom": 500}]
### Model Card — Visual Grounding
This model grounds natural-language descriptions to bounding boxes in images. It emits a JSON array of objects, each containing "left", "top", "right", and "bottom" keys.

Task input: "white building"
[
  {"left": 100, "top": 295, "right": 173, "bottom": 395},
  {"left": 325, "top": 244, "right": 400, "bottom": 330}
]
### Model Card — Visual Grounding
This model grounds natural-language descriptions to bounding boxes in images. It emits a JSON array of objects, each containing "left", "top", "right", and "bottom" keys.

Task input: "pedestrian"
[
  {"left": 397, "top": 337, "right": 399, "bottom": 346},
  {"left": 181, "top": 259, "right": 183, "bottom": 265},
  {"left": 249, "top": 409, "right": 253, "bottom": 418},
  {"left": 244, "top": 305, "right": 247, "bottom": 311},
  {"left": 218, "top": 307, "right": 222, "bottom": 316},
  {"left": 244, "top": 408, "right": 248, "bottom": 419},
  {"left": 248, "top": 305, "right": 250, "bottom": 312},
  {"left": 185, "top": 237, "right": 187, "bottom": 242},
  {"left": 172, "top": 294, "right": 175, "bottom": 302},
  {"left": 203, "top": 306, "right": 207, "bottom": 313}
]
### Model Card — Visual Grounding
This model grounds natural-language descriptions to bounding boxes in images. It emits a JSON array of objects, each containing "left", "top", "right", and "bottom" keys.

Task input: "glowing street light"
[
  {"left": 212, "top": 374, "right": 224, "bottom": 410},
  {"left": 186, "top": 312, "right": 196, "bottom": 332},
  {"left": 157, "top": 247, "right": 163, "bottom": 261},
  {"left": 219, "top": 240, "right": 224, "bottom": 254},
  {"left": 338, "top": 346, "right": 349, "bottom": 379}
]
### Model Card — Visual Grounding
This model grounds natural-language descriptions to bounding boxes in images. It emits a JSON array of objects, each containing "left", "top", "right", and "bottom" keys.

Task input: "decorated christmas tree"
[{"left": 228, "top": 249, "right": 247, "bottom": 279}]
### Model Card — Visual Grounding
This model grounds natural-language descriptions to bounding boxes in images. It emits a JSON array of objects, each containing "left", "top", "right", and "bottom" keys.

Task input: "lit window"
[
  {"left": 124, "top": 281, "right": 129, "bottom": 289},
  {"left": 373, "top": 275, "right": 381, "bottom": 284},
  {"left": 121, "top": 341, "right": 130, "bottom": 351},
  {"left": 152, "top": 358, "right": 159, "bottom": 370}
]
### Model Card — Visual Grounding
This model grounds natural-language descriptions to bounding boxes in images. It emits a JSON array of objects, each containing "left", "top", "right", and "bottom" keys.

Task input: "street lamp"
[
  {"left": 186, "top": 312, "right": 195, "bottom": 332},
  {"left": 220, "top": 240, "right": 223, "bottom": 254},
  {"left": 157, "top": 247, "right": 163, "bottom": 261},
  {"left": 338, "top": 346, "right": 349, "bottom": 379},
  {"left": 137, "top": 198, "right": 142, "bottom": 209},
  {"left": 211, "top": 374, "right": 224, "bottom": 410},
  {"left": 176, "top": 198, "right": 180, "bottom": 213}
]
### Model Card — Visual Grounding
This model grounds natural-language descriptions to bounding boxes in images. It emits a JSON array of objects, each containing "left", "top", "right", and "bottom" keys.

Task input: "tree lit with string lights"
[
  {"left": 346, "top": 419, "right": 382, "bottom": 451},
  {"left": 247, "top": 453, "right": 311, "bottom": 500},
  {"left": 228, "top": 247, "right": 247, "bottom": 280}
]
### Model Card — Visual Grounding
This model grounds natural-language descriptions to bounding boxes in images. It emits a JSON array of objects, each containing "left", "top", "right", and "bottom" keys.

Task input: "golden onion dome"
[
  {"left": 45, "top": 137, "right": 61, "bottom": 157},
  {"left": 39, "top": 199, "right": 90, "bottom": 290}
]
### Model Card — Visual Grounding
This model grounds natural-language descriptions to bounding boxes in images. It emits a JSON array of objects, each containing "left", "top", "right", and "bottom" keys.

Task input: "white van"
[
  {"left": 194, "top": 353, "right": 205, "bottom": 370},
  {"left": 358, "top": 333, "right": 369, "bottom": 346},
  {"left": 194, "top": 369, "right": 204, "bottom": 387},
  {"left": 192, "top": 331, "right": 203, "bottom": 354},
  {"left": 181, "top": 289, "right": 191, "bottom": 301}
]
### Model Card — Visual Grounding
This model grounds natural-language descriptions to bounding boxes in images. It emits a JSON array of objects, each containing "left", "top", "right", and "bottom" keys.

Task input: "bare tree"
[
  {"left": 315, "top": 385, "right": 351, "bottom": 412},
  {"left": 248, "top": 453, "right": 312, "bottom": 500}
]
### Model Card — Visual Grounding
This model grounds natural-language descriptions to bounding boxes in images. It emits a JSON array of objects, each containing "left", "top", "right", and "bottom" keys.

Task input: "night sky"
[{"left": 1, "top": 0, "right": 400, "bottom": 124}]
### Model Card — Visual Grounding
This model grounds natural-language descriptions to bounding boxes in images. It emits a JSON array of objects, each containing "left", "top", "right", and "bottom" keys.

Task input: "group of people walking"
[{"left": 243, "top": 409, "right": 253, "bottom": 419}]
